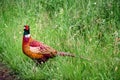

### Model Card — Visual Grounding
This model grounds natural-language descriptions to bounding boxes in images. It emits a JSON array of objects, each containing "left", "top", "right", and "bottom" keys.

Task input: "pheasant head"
[
  {"left": 23, "top": 25, "right": 31, "bottom": 44},
  {"left": 23, "top": 25, "right": 30, "bottom": 37}
]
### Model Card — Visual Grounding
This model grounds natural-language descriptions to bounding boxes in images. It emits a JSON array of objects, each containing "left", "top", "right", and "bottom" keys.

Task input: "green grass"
[{"left": 0, "top": 0, "right": 120, "bottom": 80}]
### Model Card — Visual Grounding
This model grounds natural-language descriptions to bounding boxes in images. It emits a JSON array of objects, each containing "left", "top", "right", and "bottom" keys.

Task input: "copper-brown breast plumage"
[{"left": 22, "top": 38, "right": 44, "bottom": 59}]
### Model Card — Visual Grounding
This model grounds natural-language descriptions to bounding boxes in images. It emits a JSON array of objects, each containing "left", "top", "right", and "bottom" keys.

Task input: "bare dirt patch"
[{"left": 0, "top": 62, "right": 18, "bottom": 80}]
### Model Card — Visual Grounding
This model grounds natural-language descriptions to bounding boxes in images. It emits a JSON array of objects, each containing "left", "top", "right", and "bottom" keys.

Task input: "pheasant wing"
[{"left": 29, "top": 40, "right": 57, "bottom": 56}]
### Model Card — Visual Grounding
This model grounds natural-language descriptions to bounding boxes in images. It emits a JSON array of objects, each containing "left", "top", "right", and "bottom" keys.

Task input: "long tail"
[
  {"left": 57, "top": 52, "right": 75, "bottom": 57},
  {"left": 57, "top": 52, "right": 91, "bottom": 61}
]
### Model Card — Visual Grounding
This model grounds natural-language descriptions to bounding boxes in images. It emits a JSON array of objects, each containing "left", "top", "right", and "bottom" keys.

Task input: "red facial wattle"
[{"left": 24, "top": 25, "right": 29, "bottom": 30}]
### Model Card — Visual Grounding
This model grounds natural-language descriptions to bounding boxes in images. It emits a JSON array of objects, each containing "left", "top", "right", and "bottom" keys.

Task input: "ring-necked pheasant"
[{"left": 22, "top": 25, "right": 75, "bottom": 64}]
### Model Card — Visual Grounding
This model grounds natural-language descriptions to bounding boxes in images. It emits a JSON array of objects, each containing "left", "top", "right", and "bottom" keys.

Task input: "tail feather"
[
  {"left": 57, "top": 52, "right": 91, "bottom": 61},
  {"left": 57, "top": 52, "right": 75, "bottom": 57}
]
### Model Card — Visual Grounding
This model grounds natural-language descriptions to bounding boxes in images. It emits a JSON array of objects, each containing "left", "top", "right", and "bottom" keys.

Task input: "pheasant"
[{"left": 22, "top": 25, "right": 75, "bottom": 64}]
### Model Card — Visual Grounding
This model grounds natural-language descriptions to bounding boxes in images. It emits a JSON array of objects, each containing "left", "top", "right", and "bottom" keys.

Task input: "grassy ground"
[{"left": 0, "top": 0, "right": 120, "bottom": 80}]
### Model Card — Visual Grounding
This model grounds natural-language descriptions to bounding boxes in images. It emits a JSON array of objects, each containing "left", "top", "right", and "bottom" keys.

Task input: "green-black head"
[{"left": 24, "top": 25, "right": 30, "bottom": 35}]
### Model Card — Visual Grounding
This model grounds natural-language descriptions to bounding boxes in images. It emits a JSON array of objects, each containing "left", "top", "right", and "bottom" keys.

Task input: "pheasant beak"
[{"left": 24, "top": 26, "right": 26, "bottom": 30}]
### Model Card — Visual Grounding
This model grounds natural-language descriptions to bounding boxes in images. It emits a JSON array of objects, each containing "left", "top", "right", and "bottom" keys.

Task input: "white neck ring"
[{"left": 25, "top": 34, "right": 31, "bottom": 38}]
